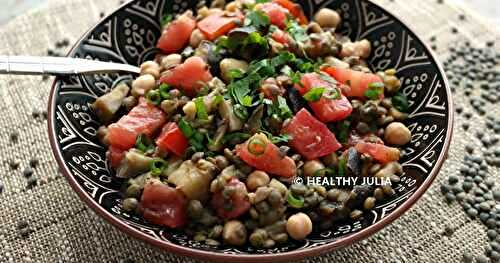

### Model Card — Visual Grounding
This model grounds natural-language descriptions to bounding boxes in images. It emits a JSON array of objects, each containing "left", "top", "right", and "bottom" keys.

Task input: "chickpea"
[
  {"left": 324, "top": 56, "right": 350, "bottom": 69},
  {"left": 223, "top": 220, "right": 247, "bottom": 246},
  {"left": 183, "top": 101, "right": 197, "bottom": 120},
  {"left": 246, "top": 170, "right": 270, "bottom": 191},
  {"left": 384, "top": 122, "right": 411, "bottom": 145},
  {"left": 225, "top": 1, "right": 241, "bottom": 12},
  {"left": 189, "top": 29, "right": 206, "bottom": 48},
  {"left": 314, "top": 8, "right": 341, "bottom": 29},
  {"left": 197, "top": 7, "right": 210, "bottom": 19},
  {"left": 160, "top": 99, "right": 178, "bottom": 115},
  {"left": 340, "top": 42, "right": 356, "bottom": 58},
  {"left": 219, "top": 58, "right": 249, "bottom": 83},
  {"left": 131, "top": 74, "right": 156, "bottom": 97},
  {"left": 160, "top": 53, "right": 182, "bottom": 70},
  {"left": 286, "top": 213, "right": 312, "bottom": 240},
  {"left": 122, "top": 198, "right": 138, "bottom": 212},
  {"left": 140, "top": 61, "right": 160, "bottom": 79},
  {"left": 303, "top": 160, "right": 325, "bottom": 177},
  {"left": 353, "top": 39, "right": 371, "bottom": 59}
]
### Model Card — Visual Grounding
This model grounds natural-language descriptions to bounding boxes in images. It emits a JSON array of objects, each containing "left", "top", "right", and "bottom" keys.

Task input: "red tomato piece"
[
  {"left": 198, "top": 14, "right": 241, "bottom": 41},
  {"left": 273, "top": 0, "right": 308, "bottom": 25},
  {"left": 271, "top": 29, "right": 290, "bottom": 45},
  {"left": 296, "top": 73, "right": 353, "bottom": 122},
  {"left": 236, "top": 133, "right": 296, "bottom": 177},
  {"left": 322, "top": 67, "right": 384, "bottom": 99},
  {"left": 258, "top": 2, "right": 289, "bottom": 29},
  {"left": 155, "top": 122, "right": 189, "bottom": 156},
  {"left": 282, "top": 109, "right": 342, "bottom": 160},
  {"left": 159, "top": 56, "right": 213, "bottom": 96},
  {"left": 157, "top": 11, "right": 196, "bottom": 54},
  {"left": 347, "top": 132, "right": 384, "bottom": 147},
  {"left": 211, "top": 178, "right": 251, "bottom": 219},
  {"left": 107, "top": 98, "right": 166, "bottom": 150},
  {"left": 107, "top": 146, "right": 126, "bottom": 168},
  {"left": 355, "top": 142, "right": 400, "bottom": 164},
  {"left": 139, "top": 182, "right": 188, "bottom": 228}
]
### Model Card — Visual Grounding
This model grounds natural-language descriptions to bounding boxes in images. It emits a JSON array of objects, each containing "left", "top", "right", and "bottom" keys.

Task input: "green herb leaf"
[
  {"left": 159, "top": 83, "right": 170, "bottom": 99},
  {"left": 277, "top": 96, "right": 293, "bottom": 118},
  {"left": 338, "top": 157, "right": 347, "bottom": 176},
  {"left": 213, "top": 95, "right": 224, "bottom": 106},
  {"left": 392, "top": 92, "right": 409, "bottom": 112},
  {"left": 223, "top": 132, "right": 251, "bottom": 144},
  {"left": 160, "top": 14, "right": 173, "bottom": 27},
  {"left": 195, "top": 97, "right": 208, "bottom": 120},
  {"left": 244, "top": 10, "right": 270, "bottom": 29},
  {"left": 364, "top": 82, "right": 385, "bottom": 100},
  {"left": 333, "top": 120, "right": 350, "bottom": 143},
  {"left": 285, "top": 20, "right": 308, "bottom": 43},
  {"left": 255, "top": 0, "right": 270, "bottom": 3},
  {"left": 135, "top": 134, "right": 154, "bottom": 153},
  {"left": 241, "top": 95, "right": 253, "bottom": 107},
  {"left": 228, "top": 69, "right": 245, "bottom": 80},
  {"left": 233, "top": 104, "right": 249, "bottom": 120},
  {"left": 178, "top": 118, "right": 195, "bottom": 138},
  {"left": 303, "top": 87, "right": 326, "bottom": 102}
]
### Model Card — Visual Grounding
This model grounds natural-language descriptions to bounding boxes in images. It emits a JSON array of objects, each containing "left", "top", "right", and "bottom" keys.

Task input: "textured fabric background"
[{"left": 0, "top": 0, "right": 498, "bottom": 262}]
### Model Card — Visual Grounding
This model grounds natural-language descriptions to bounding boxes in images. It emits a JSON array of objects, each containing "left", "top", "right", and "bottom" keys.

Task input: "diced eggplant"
[
  {"left": 346, "top": 147, "right": 362, "bottom": 177},
  {"left": 286, "top": 87, "right": 307, "bottom": 114},
  {"left": 92, "top": 83, "right": 130, "bottom": 124},
  {"left": 168, "top": 160, "right": 217, "bottom": 201},
  {"left": 116, "top": 149, "right": 154, "bottom": 178},
  {"left": 218, "top": 99, "right": 243, "bottom": 132}
]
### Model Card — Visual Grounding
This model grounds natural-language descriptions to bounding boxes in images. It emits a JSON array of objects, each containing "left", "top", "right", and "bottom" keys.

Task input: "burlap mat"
[{"left": 0, "top": 0, "right": 499, "bottom": 262}]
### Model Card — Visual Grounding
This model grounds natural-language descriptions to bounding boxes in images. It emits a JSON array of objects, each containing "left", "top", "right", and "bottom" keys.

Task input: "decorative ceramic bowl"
[{"left": 48, "top": 0, "right": 453, "bottom": 261}]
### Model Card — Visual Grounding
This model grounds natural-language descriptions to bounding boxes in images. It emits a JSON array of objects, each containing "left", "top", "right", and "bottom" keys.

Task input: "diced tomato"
[
  {"left": 273, "top": 0, "right": 308, "bottom": 25},
  {"left": 211, "top": 178, "right": 251, "bottom": 219},
  {"left": 198, "top": 14, "right": 242, "bottom": 41},
  {"left": 139, "top": 182, "right": 187, "bottom": 228},
  {"left": 355, "top": 142, "right": 400, "bottom": 164},
  {"left": 157, "top": 11, "right": 196, "bottom": 54},
  {"left": 271, "top": 29, "right": 290, "bottom": 45},
  {"left": 107, "top": 146, "right": 126, "bottom": 168},
  {"left": 258, "top": 2, "right": 289, "bottom": 29},
  {"left": 155, "top": 122, "right": 189, "bottom": 156},
  {"left": 236, "top": 133, "right": 296, "bottom": 177},
  {"left": 295, "top": 73, "right": 353, "bottom": 122},
  {"left": 282, "top": 109, "right": 342, "bottom": 160},
  {"left": 348, "top": 132, "right": 384, "bottom": 147},
  {"left": 107, "top": 98, "right": 166, "bottom": 150},
  {"left": 159, "top": 56, "right": 213, "bottom": 96},
  {"left": 322, "top": 67, "right": 384, "bottom": 99}
]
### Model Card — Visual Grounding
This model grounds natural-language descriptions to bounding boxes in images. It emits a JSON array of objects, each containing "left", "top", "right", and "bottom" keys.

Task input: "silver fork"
[{"left": 0, "top": 55, "right": 140, "bottom": 75}]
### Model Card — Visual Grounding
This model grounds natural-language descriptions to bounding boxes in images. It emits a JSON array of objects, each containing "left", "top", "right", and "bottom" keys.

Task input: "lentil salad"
[{"left": 92, "top": 0, "right": 413, "bottom": 248}]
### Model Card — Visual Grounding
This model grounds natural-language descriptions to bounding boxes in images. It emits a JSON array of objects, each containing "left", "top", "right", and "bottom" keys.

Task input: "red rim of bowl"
[{"left": 47, "top": 0, "right": 454, "bottom": 262}]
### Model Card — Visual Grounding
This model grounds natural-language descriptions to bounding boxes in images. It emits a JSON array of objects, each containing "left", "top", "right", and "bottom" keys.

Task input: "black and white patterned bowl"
[{"left": 48, "top": 0, "right": 453, "bottom": 261}]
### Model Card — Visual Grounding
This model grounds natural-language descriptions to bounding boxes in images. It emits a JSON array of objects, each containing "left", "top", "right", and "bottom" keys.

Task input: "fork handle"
[{"left": 0, "top": 56, "right": 140, "bottom": 75}]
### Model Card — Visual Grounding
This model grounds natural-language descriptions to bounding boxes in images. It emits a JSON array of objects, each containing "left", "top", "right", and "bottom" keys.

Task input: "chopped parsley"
[
  {"left": 303, "top": 87, "right": 326, "bottom": 102},
  {"left": 160, "top": 14, "right": 173, "bottom": 27},
  {"left": 285, "top": 20, "right": 308, "bottom": 43},
  {"left": 244, "top": 10, "right": 270, "bottom": 30},
  {"left": 392, "top": 92, "right": 409, "bottom": 112},
  {"left": 364, "top": 82, "right": 385, "bottom": 100},
  {"left": 194, "top": 97, "right": 208, "bottom": 120}
]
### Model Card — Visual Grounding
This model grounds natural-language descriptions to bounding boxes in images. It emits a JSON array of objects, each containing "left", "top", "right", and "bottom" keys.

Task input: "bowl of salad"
[{"left": 48, "top": 0, "right": 453, "bottom": 261}]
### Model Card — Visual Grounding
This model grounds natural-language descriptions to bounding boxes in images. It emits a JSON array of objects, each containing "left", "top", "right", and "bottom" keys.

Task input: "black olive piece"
[
  {"left": 285, "top": 87, "right": 307, "bottom": 114},
  {"left": 346, "top": 147, "right": 362, "bottom": 177}
]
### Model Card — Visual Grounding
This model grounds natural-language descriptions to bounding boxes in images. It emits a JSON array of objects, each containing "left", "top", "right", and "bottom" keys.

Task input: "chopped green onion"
[
  {"left": 213, "top": 95, "right": 224, "bottom": 106},
  {"left": 392, "top": 92, "right": 409, "bottom": 112},
  {"left": 247, "top": 137, "right": 267, "bottom": 156},
  {"left": 324, "top": 88, "right": 341, "bottom": 100},
  {"left": 241, "top": 95, "right": 253, "bottom": 107},
  {"left": 160, "top": 14, "right": 173, "bottom": 27},
  {"left": 338, "top": 157, "right": 347, "bottom": 176},
  {"left": 287, "top": 191, "right": 304, "bottom": 208},
  {"left": 159, "top": 83, "right": 170, "bottom": 99},
  {"left": 146, "top": 89, "right": 162, "bottom": 105},
  {"left": 135, "top": 134, "right": 154, "bottom": 153},
  {"left": 234, "top": 104, "right": 249, "bottom": 120},
  {"left": 303, "top": 87, "right": 326, "bottom": 102},
  {"left": 150, "top": 158, "right": 167, "bottom": 176},
  {"left": 195, "top": 97, "right": 208, "bottom": 120},
  {"left": 364, "top": 82, "right": 385, "bottom": 100},
  {"left": 270, "top": 133, "right": 291, "bottom": 144},
  {"left": 178, "top": 118, "right": 195, "bottom": 138}
]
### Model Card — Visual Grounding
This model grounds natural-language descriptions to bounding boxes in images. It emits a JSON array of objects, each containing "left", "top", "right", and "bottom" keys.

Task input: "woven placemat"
[{"left": 0, "top": 0, "right": 499, "bottom": 262}]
